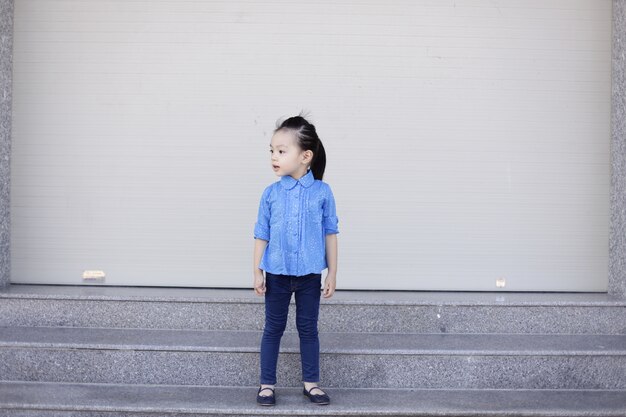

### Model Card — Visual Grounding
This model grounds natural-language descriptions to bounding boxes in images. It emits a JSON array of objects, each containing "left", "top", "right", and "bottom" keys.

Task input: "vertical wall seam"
[
  {"left": 610, "top": 0, "right": 626, "bottom": 297},
  {"left": 0, "top": 0, "right": 14, "bottom": 288}
]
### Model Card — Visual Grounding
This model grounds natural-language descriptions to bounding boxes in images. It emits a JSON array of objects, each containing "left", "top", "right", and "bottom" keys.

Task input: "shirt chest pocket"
[{"left": 307, "top": 197, "right": 324, "bottom": 223}]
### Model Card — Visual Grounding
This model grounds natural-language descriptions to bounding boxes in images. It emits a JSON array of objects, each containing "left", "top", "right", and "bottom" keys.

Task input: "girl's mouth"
[{"left": 273, "top": 165, "right": 280, "bottom": 169}]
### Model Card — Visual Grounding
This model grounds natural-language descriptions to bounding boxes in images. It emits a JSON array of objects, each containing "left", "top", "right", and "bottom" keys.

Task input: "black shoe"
[
  {"left": 303, "top": 385, "right": 330, "bottom": 405},
  {"left": 256, "top": 386, "right": 275, "bottom": 406}
]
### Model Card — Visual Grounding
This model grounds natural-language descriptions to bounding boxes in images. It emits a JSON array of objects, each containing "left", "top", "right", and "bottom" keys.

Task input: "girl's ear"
[{"left": 303, "top": 150, "right": 314, "bottom": 164}]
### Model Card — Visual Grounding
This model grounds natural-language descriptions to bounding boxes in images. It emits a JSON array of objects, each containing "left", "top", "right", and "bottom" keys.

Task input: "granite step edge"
[
  {"left": 1, "top": 326, "right": 625, "bottom": 356},
  {"left": 2, "top": 284, "right": 625, "bottom": 306},
  {"left": 1, "top": 380, "right": 625, "bottom": 417}
]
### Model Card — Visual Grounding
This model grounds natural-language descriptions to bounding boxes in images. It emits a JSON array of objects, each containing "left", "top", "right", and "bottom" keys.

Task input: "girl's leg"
[
  {"left": 260, "top": 272, "right": 293, "bottom": 385},
  {"left": 294, "top": 273, "right": 322, "bottom": 383}
]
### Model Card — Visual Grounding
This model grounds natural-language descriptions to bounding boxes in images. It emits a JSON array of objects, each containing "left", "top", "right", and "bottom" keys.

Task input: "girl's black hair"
[{"left": 274, "top": 111, "right": 327, "bottom": 181}]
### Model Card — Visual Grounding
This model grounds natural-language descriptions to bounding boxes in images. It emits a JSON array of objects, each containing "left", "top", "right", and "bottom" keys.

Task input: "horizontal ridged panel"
[{"left": 10, "top": 0, "right": 612, "bottom": 290}]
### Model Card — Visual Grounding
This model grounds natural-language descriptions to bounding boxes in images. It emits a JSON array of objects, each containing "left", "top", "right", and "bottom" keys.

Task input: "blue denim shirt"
[{"left": 254, "top": 169, "right": 339, "bottom": 276}]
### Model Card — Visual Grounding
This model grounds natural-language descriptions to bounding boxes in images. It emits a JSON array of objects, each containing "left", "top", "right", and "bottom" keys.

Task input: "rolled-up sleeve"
[
  {"left": 254, "top": 187, "right": 271, "bottom": 240},
  {"left": 323, "top": 184, "right": 339, "bottom": 235}
]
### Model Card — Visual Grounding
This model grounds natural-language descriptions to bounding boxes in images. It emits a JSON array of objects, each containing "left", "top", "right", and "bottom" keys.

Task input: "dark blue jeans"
[{"left": 259, "top": 271, "right": 322, "bottom": 385}]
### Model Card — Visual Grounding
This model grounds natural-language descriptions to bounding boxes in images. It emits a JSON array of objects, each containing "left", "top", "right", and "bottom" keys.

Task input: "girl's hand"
[
  {"left": 322, "top": 274, "right": 336, "bottom": 298},
  {"left": 253, "top": 271, "right": 266, "bottom": 295}
]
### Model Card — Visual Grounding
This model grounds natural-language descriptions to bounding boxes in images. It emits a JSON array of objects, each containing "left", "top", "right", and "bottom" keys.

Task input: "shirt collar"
[{"left": 280, "top": 169, "right": 315, "bottom": 190}]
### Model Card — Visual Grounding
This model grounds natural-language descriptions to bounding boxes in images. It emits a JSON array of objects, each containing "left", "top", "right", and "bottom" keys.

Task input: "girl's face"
[{"left": 269, "top": 130, "right": 313, "bottom": 177}]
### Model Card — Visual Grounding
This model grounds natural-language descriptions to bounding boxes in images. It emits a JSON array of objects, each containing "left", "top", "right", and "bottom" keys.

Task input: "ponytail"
[{"left": 310, "top": 140, "right": 326, "bottom": 181}]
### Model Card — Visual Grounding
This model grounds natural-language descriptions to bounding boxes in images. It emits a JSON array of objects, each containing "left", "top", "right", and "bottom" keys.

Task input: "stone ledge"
[
  {"left": 0, "top": 381, "right": 625, "bottom": 417},
  {"left": 1, "top": 326, "right": 624, "bottom": 356},
  {"left": 1, "top": 284, "right": 625, "bottom": 306}
]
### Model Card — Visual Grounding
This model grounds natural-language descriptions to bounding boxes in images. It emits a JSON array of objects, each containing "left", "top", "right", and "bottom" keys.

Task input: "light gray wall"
[
  {"left": 0, "top": 0, "right": 13, "bottom": 288},
  {"left": 8, "top": 1, "right": 613, "bottom": 291},
  {"left": 0, "top": 1, "right": 624, "bottom": 295}
]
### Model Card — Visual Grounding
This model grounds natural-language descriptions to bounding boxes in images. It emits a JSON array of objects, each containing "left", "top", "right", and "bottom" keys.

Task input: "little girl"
[{"left": 252, "top": 113, "right": 339, "bottom": 406}]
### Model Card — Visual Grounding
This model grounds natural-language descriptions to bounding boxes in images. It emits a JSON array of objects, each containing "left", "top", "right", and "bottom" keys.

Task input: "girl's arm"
[
  {"left": 323, "top": 234, "right": 337, "bottom": 298},
  {"left": 253, "top": 238, "right": 268, "bottom": 295}
]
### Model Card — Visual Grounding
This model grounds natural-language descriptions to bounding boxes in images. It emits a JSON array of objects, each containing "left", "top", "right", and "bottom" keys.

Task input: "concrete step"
[
  {"left": 1, "top": 284, "right": 625, "bottom": 334},
  {"left": 1, "top": 326, "right": 624, "bottom": 390},
  {"left": 0, "top": 380, "right": 625, "bottom": 417}
]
